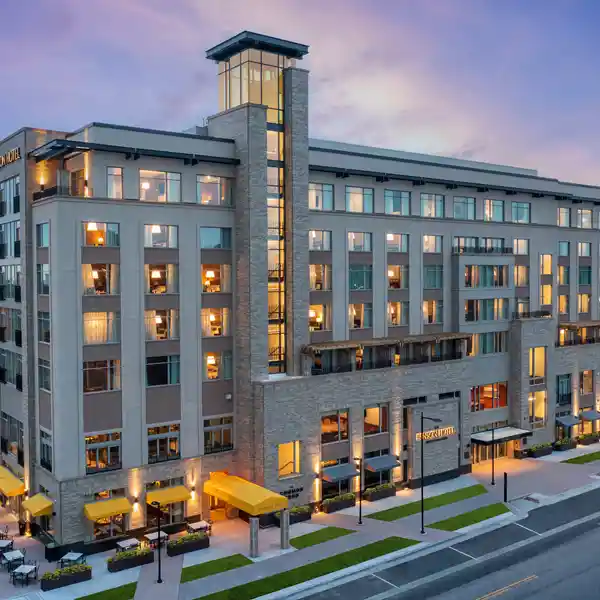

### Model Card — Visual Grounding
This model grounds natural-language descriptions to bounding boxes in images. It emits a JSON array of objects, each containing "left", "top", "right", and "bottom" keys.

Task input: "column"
[
  {"left": 280, "top": 508, "right": 290, "bottom": 549},
  {"left": 249, "top": 517, "right": 259, "bottom": 558}
]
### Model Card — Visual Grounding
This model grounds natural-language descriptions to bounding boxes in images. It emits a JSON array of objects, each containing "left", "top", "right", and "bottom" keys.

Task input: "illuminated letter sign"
[
  {"left": 0, "top": 148, "right": 21, "bottom": 169},
  {"left": 416, "top": 426, "right": 456, "bottom": 441}
]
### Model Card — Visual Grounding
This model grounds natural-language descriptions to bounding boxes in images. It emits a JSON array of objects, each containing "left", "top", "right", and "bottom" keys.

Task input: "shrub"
[
  {"left": 107, "top": 547, "right": 151, "bottom": 564},
  {"left": 528, "top": 442, "right": 552, "bottom": 452},
  {"left": 275, "top": 505, "right": 312, "bottom": 518},
  {"left": 167, "top": 532, "right": 207, "bottom": 549},
  {"left": 578, "top": 433, "right": 599, "bottom": 441},
  {"left": 364, "top": 483, "right": 395, "bottom": 495},
  {"left": 321, "top": 492, "right": 355, "bottom": 507},
  {"left": 554, "top": 438, "right": 574, "bottom": 448},
  {"left": 41, "top": 564, "right": 91, "bottom": 580}
]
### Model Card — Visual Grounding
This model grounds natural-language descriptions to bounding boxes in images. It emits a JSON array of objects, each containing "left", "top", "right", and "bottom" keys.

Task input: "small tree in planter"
[
  {"left": 41, "top": 564, "right": 92, "bottom": 592},
  {"left": 553, "top": 438, "right": 577, "bottom": 451},
  {"left": 528, "top": 442, "right": 553, "bottom": 458},
  {"left": 275, "top": 505, "right": 312, "bottom": 526},
  {"left": 321, "top": 493, "right": 356, "bottom": 514},
  {"left": 363, "top": 482, "right": 396, "bottom": 502},
  {"left": 166, "top": 532, "right": 210, "bottom": 557},
  {"left": 107, "top": 547, "right": 153, "bottom": 573}
]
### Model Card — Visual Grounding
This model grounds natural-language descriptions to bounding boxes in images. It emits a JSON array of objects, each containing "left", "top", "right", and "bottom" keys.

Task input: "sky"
[{"left": 1, "top": 0, "right": 599, "bottom": 184}]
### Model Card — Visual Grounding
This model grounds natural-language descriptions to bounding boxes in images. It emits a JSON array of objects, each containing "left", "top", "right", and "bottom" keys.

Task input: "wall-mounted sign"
[
  {"left": 0, "top": 148, "right": 21, "bottom": 169},
  {"left": 416, "top": 426, "right": 456, "bottom": 442}
]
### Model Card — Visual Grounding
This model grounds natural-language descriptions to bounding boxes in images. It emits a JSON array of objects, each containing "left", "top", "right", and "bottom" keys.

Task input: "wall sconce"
[
  {"left": 133, "top": 497, "right": 139, "bottom": 512},
  {"left": 191, "top": 486, "right": 196, "bottom": 500}
]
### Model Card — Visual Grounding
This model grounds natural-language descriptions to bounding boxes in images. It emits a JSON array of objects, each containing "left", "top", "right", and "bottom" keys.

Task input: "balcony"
[
  {"left": 204, "top": 443, "right": 234, "bottom": 455},
  {"left": 148, "top": 452, "right": 181, "bottom": 464},
  {"left": 33, "top": 186, "right": 92, "bottom": 201},
  {"left": 431, "top": 351, "right": 464, "bottom": 362},
  {"left": 453, "top": 246, "right": 513, "bottom": 255},
  {"left": 556, "top": 336, "right": 600, "bottom": 348},
  {"left": 86, "top": 462, "right": 122, "bottom": 475},
  {"left": 513, "top": 310, "right": 552, "bottom": 320},
  {"left": 311, "top": 363, "right": 353, "bottom": 376}
]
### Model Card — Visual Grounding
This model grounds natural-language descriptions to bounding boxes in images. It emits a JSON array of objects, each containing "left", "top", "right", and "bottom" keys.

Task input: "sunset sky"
[{"left": 1, "top": 0, "right": 598, "bottom": 184}]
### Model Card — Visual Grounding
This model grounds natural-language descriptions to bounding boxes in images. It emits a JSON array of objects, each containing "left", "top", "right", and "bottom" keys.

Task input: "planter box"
[
  {"left": 363, "top": 487, "right": 396, "bottom": 503},
  {"left": 275, "top": 511, "right": 312, "bottom": 527},
  {"left": 528, "top": 446, "right": 553, "bottom": 458},
  {"left": 579, "top": 436, "right": 599, "bottom": 446},
  {"left": 107, "top": 551, "right": 153, "bottom": 573},
  {"left": 554, "top": 440, "right": 577, "bottom": 451},
  {"left": 166, "top": 536, "right": 209, "bottom": 557},
  {"left": 41, "top": 568, "right": 91, "bottom": 591},
  {"left": 322, "top": 497, "right": 356, "bottom": 514}
]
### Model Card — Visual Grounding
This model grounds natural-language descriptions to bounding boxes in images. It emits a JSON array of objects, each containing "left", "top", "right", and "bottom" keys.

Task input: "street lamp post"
[
  {"left": 420, "top": 412, "right": 442, "bottom": 535},
  {"left": 151, "top": 501, "right": 163, "bottom": 584},
  {"left": 491, "top": 426, "right": 496, "bottom": 486},
  {"left": 354, "top": 457, "right": 363, "bottom": 525}
]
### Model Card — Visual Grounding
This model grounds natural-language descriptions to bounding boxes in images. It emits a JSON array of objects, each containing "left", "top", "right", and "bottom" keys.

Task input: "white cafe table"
[
  {"left": 187, "top": 521, "right": 211, "bottom": 533},
  {"left": 116, "top": 538, "right": 140, "bottom": 551}
]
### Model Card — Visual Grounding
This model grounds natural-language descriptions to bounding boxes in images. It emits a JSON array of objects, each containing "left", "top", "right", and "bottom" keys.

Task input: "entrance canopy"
[
  {"left": 203, "top": 472, "right": 287, "bottom": 516},
  {"left": 0, "top": 467, "right": 25, "bottom": 497},
  {"left": 84, "top": 497, "right": 132, "bottom": 522},
  {"left": 321, "top": 463, "right": 359, "bottom": 482},
  {"left": 146, "top": 485, "right": 191, "bottom": 507},
  {"left": 22, "top": 493, "right": 53, "bottom": 517},
  {"left": 471, "top": 426, "right": 532, "bottom": 446},
  {"left": 581, "top": 410, "right": 600, "bottom": 422},
  {"left": 364, "top": 455, "right": 401, "bottom": 473},
  {"left": 556, "top": 415, "right": 581, "bottom": 428}
]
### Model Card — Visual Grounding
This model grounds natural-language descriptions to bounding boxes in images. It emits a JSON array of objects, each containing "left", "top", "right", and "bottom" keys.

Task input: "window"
[
  {"left": 557, "top": 207, "right": 571, "bottom": 227},
  {"left": 1, "top": 413, "right": 24, "bottom": 460},
  {"left": 38, "top": 358, "right": 51, "bottom": 392},
  {"left": 321, "top": 410, "right": 349, "bottom": 444},
  {"left": 309, "top": 305, "right": 330, "bottom": 331},
  {"left": 278, "top": 441, "right": 301, "bottom": 478},
  {"left": 558, "top": 294, "right": 569, "bottom": 315},
  {"left": 386, "top": 233, "right": 408, "bottom": 252},
  {"left": 201, "top": 308, "right": 230, "bottom": 337},
  {"left": 82, "top": 264, "right": 119, "bottom": 295},
  {"left": 83, "top": 312, "right": 120, "bottom": 344},
  {"left": 0, "top": 265, "right": 20, "bottom": 301},
  {"left": 202, "top": 264, "right": 231, "bottom": 293},
  {"left": 204, "top": 416, "right": 233, "bottom": 454},
  {"left": 578, "top": 293, "right": 591, "bottom": 313},
  {"left": 423, "top": 235, "right": 442, "bottom": 253},
  {"left": 38, "top": 311, "right": 50, "bottom": 343},
  {"left": 578, "top": 242, "right": 591, "bottom": 257},
  {"left": 0, "top": 220, "right": 21, "bottom": 259},
  {"left": 385, "top": 190, "right": 410, "bottom": 215},
  {"left": 516, "top": 298, "right": 530, "bottom": 316},
  {"left": 145, "top": 309, "right": 179, "bottom": 340},
  {"left": 423, "top": 265, "right": 443, "bottom": 289},
  {"left": 200, "top": 227, "right": 231, "bottom": 249},
  {"left": 540, "top": 284, "right": 552, "bottom": 306},
  {"left": 423, "top": 300, "right": 443, "bottom": 324},
  {"left": 83, "top": 359, "right": 121, "bottom": 392},
  {"left": 0, "top": 350, "right": 22, "bottom": 388},
  {"left": 145, "top": 264, "right": 178, "bottom": 294},
  {"left": 557, "top": 374, "right": 572, "bottom": 406},
  {"left": 558, "top": 265, "right": 570, "bottom": 286},
  {"left": 349, "top": 303, "right": 372, "bottom": 329},
  {"left": 558, "top": 241, "right": 570, "bottom": 256},
  {"left": 453, "top": 236, "right": 477, "bottom": 253},
  {"left": 309, "top": 230, "right": 331, "bottom": 251},
  {"left": 85, "top": 432, "right": 121, "bottom": 474},
  {"left": 579, "top": 266, "right": 592, "bottom": 286},
  {"left": 453, "top": 196, "right": 475, "bottom": 220},
  {"left": 144, "top": 225, "right": 178, "bottom": 248},
  {"left": 145, "top": 478, "right": 184, "bottom": 526},
  {"left": 107, "top": 167, "right": 123, "bottom": 199},
  {"left": 267, "top": 129, "right": 283, "bottom": 160},
  {"left": 37, "top": 264, "right": 50, "bottom": 295},
  {"left": 140, "top": 170, "right": 180, "bottom": 203},
  {"left": 529, "top": 347, "right": 546, "bottom": 382},
  {"left": 147, "top": 424, "right": 180, "bottom": 463},
  {"left": 421, "top": 193, "right": 444, "bottom": 218},
  {"left": 514, "top": 265, "right": 529, "bottom": 287},
  {"left": 364, "top": 404, "right": 388, "bottom": 435},
  {"left": 540, "top": 254, "right": 552, "bottom": 275},
  {"left": 580, "top": 370, "right": 594, "bottom": 395},
  {"left": 470, "top": 382, "right": 507, "bottom": 411},
  {"left": 513, "top": 239, "right": 529, "bottom": 255},
  {"left": 40, "top": 430, "right": 52, "bottom": 472},
  {"left": 512, "top": 202, "right": 530, "bottom": 224},
  {"left": 203, "top": 351, "right": 232, "bottom": 381},
  {"left": 82, "top": 222, "right": 120, "bottom": 247},
  {"left": 309, "top": 265, "right": 331, "bottom": 290},
  {"left": 36, "top": 223, "right": 49, "bottom": 247},
  {"left": 348, "top": 232, "right": 372, "bottom": 252},
  {"left": 196, "top": 175, "right": 232, "bottom": 206},
  {"left": 346, "top": 186, "right": 373, "bottom": 213},
  {"left": 464, "top": 265, "right": 509, "bottom": 288},
  {"left": 469, "top": 332, "right": 507, "bottom": 356},
  {"left": 577, "top": 208, "right": 592, "bottom": 229},
  {"left": 528, "top": 391, "right": 546, "bottom": 429},
  {"left": 0, "top": 176, "right": 19, "bottom": 214},
  {"left": 146, "top": 356, "right": 180, "bottom": 386},
  {"left": 349, "top": 265, "right": 372, "bottom": 290},
  {"left": 484, "top": 199, "right": 504, "bottom": 222},
  {"left": 309, "top": 183, "right": 333, "bottom": 211},
  {"left": 387, "top": 265, "right": 408, "bottom": 289},
  {"left": 465, "top": 299, "right": 508, "bottom": 322},
  {"left": 388, "top": 301, "right": 409, "bottom": 326}
]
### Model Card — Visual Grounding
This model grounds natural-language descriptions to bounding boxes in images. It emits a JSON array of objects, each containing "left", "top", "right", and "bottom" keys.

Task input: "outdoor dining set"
[
  {"left": 0, "top": 526, "right": 40, "bottom": 587},
  {"left": 115, "top": 519, "right": 212, "bottom": 553}
]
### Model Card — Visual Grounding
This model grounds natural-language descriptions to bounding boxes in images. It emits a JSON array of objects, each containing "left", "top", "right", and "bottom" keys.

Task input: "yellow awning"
[
  {"left": 0, "top": 467, "right": 25, "bottom": 497},
  {"left": 146, "top": 485, "right": 191, "bottom": 506},
  {"left": 84, "top": 497, "right": 132, "bottom": 522},
  {"left": 203, "top": 472, "right": 288, "bottom": 516},
  {"left": 22, "top": 493, "right": 53, "bottom": 517}
]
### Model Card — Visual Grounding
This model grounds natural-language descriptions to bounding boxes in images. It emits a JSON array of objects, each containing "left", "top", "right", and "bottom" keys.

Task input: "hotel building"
[{"left": 1, "top": 30, "right": 600, "bottom": 548}]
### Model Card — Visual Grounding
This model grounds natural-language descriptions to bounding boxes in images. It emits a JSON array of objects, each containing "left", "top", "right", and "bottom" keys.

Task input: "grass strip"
[
  {"left": 76, "top": 582, "right": 137, "bottom": 600},
  {"left": 196, "top": 537, "right": 418, "bottom": 600},
  {"left": 428, "top": 502, "right": 510, "bottom": 531},
  {"left": 563, "top": 450, "right": 600, "bottom": 464},
  {"left": 367, "top": 484, "right": 488, "bottom": 522},
  {"left": 181, "top": 553, "right": 253, "bottom": 583},
  {"left": 290, "top": 526, "right": 354, "bottom": 549}
]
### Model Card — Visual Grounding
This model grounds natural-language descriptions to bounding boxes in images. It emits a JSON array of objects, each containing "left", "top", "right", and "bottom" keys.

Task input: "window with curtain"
[
  {"left": 82, "top": 264, "right": 119, "bottom": 295},
  {"left": 421, "top": 193, "right": 444, "bottom": 218},
  {"left": 387, "top": 265, "right": 408, "bottom": 289},
  {"left": 200, "top": 308, "right": 230, "bottom": 337},
  {"left": 203, "top": 351, "right": 232, "bottom": 380},
  {"left": 348, "top": 303, "right": 372, "bottom": 329},
  {"left": 348, "top": 232, "right": 372, "bottom": 252},
  {"left": 83, "top": 312, "right": 120, "bottom": 344},
  {"left": 144, "top": 225, "right": 178, "bottom": 248},
  {"left": 197, "top": 175, "right": 232, "bottom": 206},
  {"left": 145, "top": 264, "right": 178, "bottom": 294},
  {"left": 386, "top": 233, "right": 409, "bottom": 252},
  {"left": 82, "top": 222, "right": 120, "bottom": 247},
  {"left": 388, "top": 301, "right": 409, "bottom": 326},
  {"left": 145, "top": 309, "right": 179, "bottom": 340},
  {"left": 202, "top": 264, "right": 231, "bottom": 293},
  {"left": 484, "top": 199, "right": 504, "bottom": 222}
]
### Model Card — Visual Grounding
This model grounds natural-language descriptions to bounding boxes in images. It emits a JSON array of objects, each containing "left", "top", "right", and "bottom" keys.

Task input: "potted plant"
[
  {"left": 274, "top": 505, "right": 312, "bottom": 526},
  {"left": 321, "top": 492, "right": 356, "bottom": 514},
  {"left": 553, "top": 437, "right": 577, "bottom": 451},
  {"left": 528, "top": 442, "right": 553, "bottom": 458},
  {"left": 577, "top": 432, "right": 600, "bottom": 446},
  {"left": 363, "top": 482, "right": 397, "bottom": 502},
  {"left": 41, "top": 564, "right": 92, "bottom": 591},
  {"left": 166, "top": 532, "right": 210, "bottom": 557},
  {"left": 107, "top": 547, "right": 153, "bottom": 573}
]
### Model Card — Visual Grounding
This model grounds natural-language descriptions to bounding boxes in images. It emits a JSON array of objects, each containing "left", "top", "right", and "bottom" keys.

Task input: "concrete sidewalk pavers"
[{"left": 134, "top": 552, "right": 182, "bottom": 600}]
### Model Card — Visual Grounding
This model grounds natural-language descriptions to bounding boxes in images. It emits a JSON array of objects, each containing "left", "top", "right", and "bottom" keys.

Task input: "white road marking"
[
  {"left": 371, "top": 572, "right": 400, "bottom": 589},
  {"left": 514, "top": 522, "right": 541, "bottom": 535},
  {"left": 450, "top": 546, "right": 478, "bottom": 560}
]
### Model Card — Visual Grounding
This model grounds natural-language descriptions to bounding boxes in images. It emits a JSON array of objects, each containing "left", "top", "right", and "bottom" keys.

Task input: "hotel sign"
[
  {"left": 0, "top": 148, "right": 21, "bottom": 169},
  {"left": 416, "top": 426, "right": 456, "bottom": 442}
]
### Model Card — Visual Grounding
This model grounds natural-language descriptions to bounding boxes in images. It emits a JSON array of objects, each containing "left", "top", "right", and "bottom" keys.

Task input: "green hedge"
[
  {"left": 42, "top": 563, "right": 91, "bottom": 580},
  {"left": 167, "top": 532, "right": 207, "bottom": 548},
  {"left": 106, "top": 547, "right": 151, "bottom": 564},
  {"left": 321, "top": 492, "right": 355, "bottom": 506}
]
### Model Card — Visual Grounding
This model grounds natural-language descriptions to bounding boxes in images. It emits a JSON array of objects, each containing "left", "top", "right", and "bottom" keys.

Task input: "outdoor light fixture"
[{"left": 87, "top": 222, "right": 97, "bottom": 231}]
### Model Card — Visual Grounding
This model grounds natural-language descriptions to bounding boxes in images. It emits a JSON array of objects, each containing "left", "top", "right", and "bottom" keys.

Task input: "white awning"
[{"left": 471, "top": 426, "right": 532, "bottom": 446}]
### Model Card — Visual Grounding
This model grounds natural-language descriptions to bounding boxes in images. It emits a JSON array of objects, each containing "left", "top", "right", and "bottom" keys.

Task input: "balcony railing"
[
  {"left": 204, "top": 443, "right": 234, "bottom": 455},
  {"left": 529, "top": 376, "right": 546, "bottom": 386},
  {"left": 148, "top": 452, "right": 181, "bottom": 464},
  {"left": 40, "top": 458, "right": 53, "bottom": 472},
  {"left": 85, "top": 462, "right": 122, "bottom": 475},
  {"left": 453, "top": 246, "right": 513, "bottom": 255},
  {"left": 556, "top": 337, "right": 600, "bottom": 347},
  {"left": 33, "top": 186, "right": 90, "bottom": 201},
  {"left": 311, "top": 363, "right": 354, "bottom": 376},
  {"left": 513, "top": 310, "right": 552, "bottom": 320},
  {"left": 431, "top": 351, "right": 464, "bottom": 362},
  {"left": 358, "top": 358, "right": 393, "bottom": 370}
]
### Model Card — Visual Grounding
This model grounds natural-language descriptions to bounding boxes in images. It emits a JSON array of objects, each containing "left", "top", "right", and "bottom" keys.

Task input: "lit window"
[
  {"left": 529, "top": 347, "right": 546, "bottom": 381},
  {"left": 278, "top": 441, "right": 301, "bottom": 478},
  {"left": 558, "top": 265, "right": 569, "bottom": 286},
  {"left": 528, "top": 391, "right": 546, "bottom": 429},
  {"left": 558, "top": 294, "right": 569, "bottom": 315},
  {"left": 201, "top": 308, "right": 230, "bottom": 337},
  {"left": 82, "top": 222, "right": 120, "bottom": 247},
  {"left": 107, "top": 167, "right": 123, "bottom": 200},
  {"left": 83, "top": 312, "right": 120, "bottom": 344},
  {"left": 364, "top": 405, "right": 388, "bottom": 435},
  {"left": 82, "top": 264, "right": 119, "bottom": 295},
  {"left": 144, "top": 225, "right": 178, "bottom": 248},
  {"left": 145, "top": 264, "right": 177, "bottom": 294},
  {"left": 140, "top": 170, "right": 180, "bottom": 203},
  {"left": 388, "top": 301, "right": 409, "bottom": 326},
  {"left": 423, "top": 235, "right": 442, "bottom": 253},
  {"left": 145, "top": 309, "right": 179, "bottom": 340},
  {"left": 577, "top": 208, "right": 592, "bottom": 229},
  {"left": 387, "top": 265, "right": 408, "bottom": 289},
  {"left": 580, "top": 370, "right": 594, "bottom": 395},
  {"left": 484, "top": 199, "right": 504, "bottom": 222},
  {"left": 421, "top": 193, "right": 444, "bottom": 218},
  {"left": 578, "top": 293, "right": 591, "bottom": 313},
  {"left": 423, "top": 300, "right": 443, "bottom": 324},
  {"left": 557, "top": 207, "right": 570, "bottom": 227},
  {"left": 196, "top": 175, "right": 232, "bottom": 206},
  {"left": 309, "top": 230, "right": 331, "bottom": 251},
  {"left": 578, "top": 242, "right": 591, "bottom": 257},
  {"left": 321, "top": 410, "right": 349, "bottom": 444},
  {"left": 203, "top": 351, "right": 232, "bottom": 380},
  {"left": 309, "top": 183, "right": 334, "bottom": 211},
  {"left": 349, "top": 303, "right": 372, "bottom": 329},
  {"left": 540, "top": 284, "right": 552, "bottom": 306},
  {"left": 202, "top": 264, "right": 231, "bottom": 293},
  {"left": 513, "top": 239, "right": 529, "bottom": 255},
  {"left": 540, "top": 254, "right": 552, "bottom": 275},
  {"left": 386, "top": 233, "right": 408, "bottom": 252},
  {"left": 309, "top": 305, "right": 330, "bottom": 331},
  {"left": 514, "top": 265, "right": 529, "bottom": 287},
  {"left": 346, "top": 186, "right": 373, "bottom": 213},
  {"left": 348, "top": 232, "right": 372, "bottom": 252},
  {"left": 309, "top": 265, "right": 331, "bottom": 290}
]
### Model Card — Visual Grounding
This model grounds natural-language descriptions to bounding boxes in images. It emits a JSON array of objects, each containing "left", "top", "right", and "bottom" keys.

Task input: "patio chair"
[{"left": 0, "top": 553, "right": 8, "bottom": 570}]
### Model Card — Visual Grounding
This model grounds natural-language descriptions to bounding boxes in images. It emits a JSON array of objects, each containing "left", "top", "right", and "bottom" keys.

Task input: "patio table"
[
  {"left": 116, "top": 538, "right": 140, "bottom": 552},
  {"left": 10, "top": 564, "right": 36, "bottom": 586},
  {"left": 59, "top": 551, "right": 85, "bottom": 568},
  {"left": 187, "top": 520, "right": 211, "bottom": 535}
]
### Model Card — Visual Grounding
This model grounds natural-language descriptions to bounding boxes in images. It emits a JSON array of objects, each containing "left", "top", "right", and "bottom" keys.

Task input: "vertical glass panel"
[
  {"left": 229, "top": 65, "right": 241, "bottom": 108},
  {"left": 248, "top": 62, "right": 262, "bottom": 104}
]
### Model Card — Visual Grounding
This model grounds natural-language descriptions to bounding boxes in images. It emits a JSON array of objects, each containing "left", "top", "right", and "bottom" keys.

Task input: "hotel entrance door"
[{"left": 474, "top": 442, "right": 507, "bottom": 464}]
